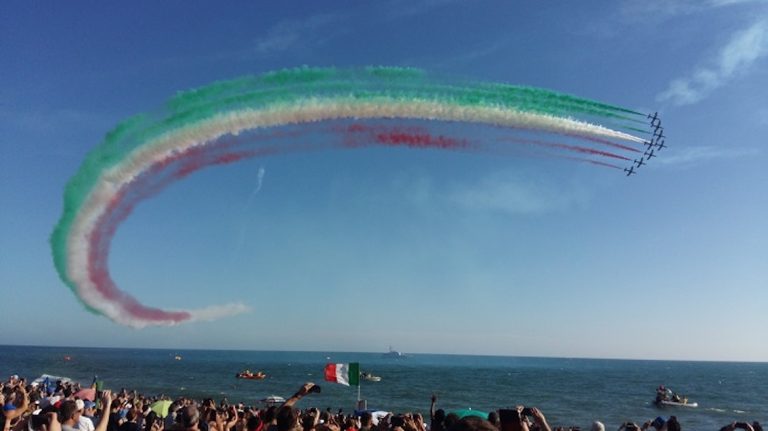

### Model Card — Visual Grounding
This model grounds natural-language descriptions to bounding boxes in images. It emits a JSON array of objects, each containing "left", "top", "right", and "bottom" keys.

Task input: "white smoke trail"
[{"left": 67, "top": 97, "right": 645, "bottom": 327}]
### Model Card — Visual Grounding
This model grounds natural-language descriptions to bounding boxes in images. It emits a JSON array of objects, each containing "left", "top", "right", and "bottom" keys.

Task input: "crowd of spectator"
[{"left": 2, "top": 375, "right": 762, "bottom": 431}]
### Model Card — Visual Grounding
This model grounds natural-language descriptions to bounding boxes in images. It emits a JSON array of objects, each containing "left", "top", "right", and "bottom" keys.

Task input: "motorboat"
[
  {"left": 361, "top": 372, "right": 381, "bottom": 382},
  {"left": 237, "top": 370, "right": 266, "bottom": 380},
  {"left": 655, "top": 399, "right": 698, "bottom": 408}
]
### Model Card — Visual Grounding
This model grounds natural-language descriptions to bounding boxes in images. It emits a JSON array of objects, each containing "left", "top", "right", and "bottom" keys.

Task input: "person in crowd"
[
  {"left": 486, "top": 412, "right": 500, "bottom": 430},
  {"left": 76, "top": 400, "right": 95, "bottom": 431},
  {"left": 177, "top": 406, "right": 200, "bottom": 431},
  {"left": 358, "top": 413, "right": 372, "bottom": 431},
  {"left": 664, "top": 416, "right": 679, "bottom": 431}
]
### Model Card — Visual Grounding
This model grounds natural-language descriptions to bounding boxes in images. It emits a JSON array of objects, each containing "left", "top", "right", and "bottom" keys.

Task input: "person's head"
[
  {"left": 434, "top": 410, "right": 446, "bottom": 424},
  {"left": 590, "top": 422, "right": 605, "bottom": 431},
  {"left": 486, "top": 412, "right": 499, "bottom": 428},
  {"left": 126, "top": 408, "right": 138, "bottom": 423},
  {"left": 360, "top": 412, "right": 373, "bottom": 428},
  {"left": 83, "top": 401, "right": 97, "bottom": 417},
  {"left": 263, "top": 407, "right": 278, "bottom": 424},
  {"left": 276, "top": 406, "right": 300, "bottom": 431},
  {"left": 753, "top": 422, "right": 763, "bottom": 431},
  {"left": 665, "top": 417, "right": 680, "bottom": 431},
  {"left": 59, "top": 400, "right": 80, "bottom": 424},
  {"left": 444, "top": 414, "right": 460, "bottom": 430},
  {"left": 180, "top": 405, "right": 201, "bottom": 430},
  {"left": 247, "top": 416, "right": 262, "bottom": 431}
]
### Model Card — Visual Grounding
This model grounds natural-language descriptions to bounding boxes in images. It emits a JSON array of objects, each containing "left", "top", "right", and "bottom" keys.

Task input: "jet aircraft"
[
  {"left": 653, "top": 129, "right": 665, "bottom": 140},
  {"left": 644, "top": 149, "right": 657, "bottom": 159},
  {"left": 634, "top": 158, "right": 646, "bottom": 168},
  {"left": 655, "top": 139, "right": 667, "bottom": 150},
  {"left": 647, "top": 112, "right": 659, "bottom": 123},
  {"left": 624, "top": 166, "right": 636, "bottom": 176}
]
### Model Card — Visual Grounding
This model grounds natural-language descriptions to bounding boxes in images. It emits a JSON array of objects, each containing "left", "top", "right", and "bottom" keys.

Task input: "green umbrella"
[
  {"left": 150, "top": 400, "right": 173, "bottom": 418},
  {"left": 452, "top": 409, "right": 489, "bottom": 419}
]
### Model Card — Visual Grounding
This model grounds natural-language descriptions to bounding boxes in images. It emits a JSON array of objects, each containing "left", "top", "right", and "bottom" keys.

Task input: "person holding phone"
[{"left": 499, "top": 407, "right": 551, "bottom": 431}]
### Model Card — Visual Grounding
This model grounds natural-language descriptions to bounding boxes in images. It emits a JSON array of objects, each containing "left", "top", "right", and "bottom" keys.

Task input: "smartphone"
[
  {"left": 521, "top": 408, "right": 534, "bottom": 417},
  {"left": 309, "top": 385, "right": 321, "bottom": 394}
]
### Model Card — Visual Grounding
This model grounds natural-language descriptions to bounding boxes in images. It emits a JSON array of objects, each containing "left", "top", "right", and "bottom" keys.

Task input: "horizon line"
[{"left": 2, "top": 343, "right": 766, "bottom": 365}]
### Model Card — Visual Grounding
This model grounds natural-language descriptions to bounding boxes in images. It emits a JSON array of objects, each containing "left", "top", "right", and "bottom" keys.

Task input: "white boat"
[
  {"left": 361, "top": 372, "right": 381, "bottom": 382},
  {"left": 656, "top": 399, "right": 698, "bottom": 408},
  {"left": 31, "top": 374, "right": 73, "bottom": 386},
  {"left": 260, "top": 395, "right": 286, "bottom": 406}
]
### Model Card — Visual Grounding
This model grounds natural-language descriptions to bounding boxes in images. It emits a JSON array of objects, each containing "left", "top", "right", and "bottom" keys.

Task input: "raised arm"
[
  {"left": 282, "top": 383, "right": 317, "bottom": 408},
  {"left": 94, "top": 390, "right": 113, "bottom": 431}
]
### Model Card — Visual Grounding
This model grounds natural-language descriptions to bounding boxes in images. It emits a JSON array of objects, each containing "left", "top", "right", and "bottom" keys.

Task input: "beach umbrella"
[
  {"left": 150, "top": 400, "right": 173, "bottom": 418},
  {"left": 74, "top": 388, "right": 96, "bottom": 401},
  {"left": 452, "top": 409, "right": 489, "bottom": 419}
]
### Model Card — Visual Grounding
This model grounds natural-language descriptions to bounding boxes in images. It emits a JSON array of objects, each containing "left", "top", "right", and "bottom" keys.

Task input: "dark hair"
[
  {"left": 434, "top": 409, "right": 446, "bottom": 423},
  {"left": 247, "top": 416, "right": 262, "bottom": 431},
  {"left": 444, "top": 413, "right": 460, "bottom": 430},
  {"left": 59, "top": 400, "right": 79, "bottom": 422},
  {"left": 487, "top": 412, "right": 499, "bottom": 427},
  {"left": 360, "top": 412, "right": 373, "bottom": 427},
  {"left": 448, "top": 417, "right": 499, "bottom": 431},
  {"left": 262, "top": 406, "right": 278, "bottom": 424},
  {"left": 276, "top": 406, "right": 298, "bottom": 431},
  {"left": 666, "top": 417, "right": 680, "bottom": 431}
]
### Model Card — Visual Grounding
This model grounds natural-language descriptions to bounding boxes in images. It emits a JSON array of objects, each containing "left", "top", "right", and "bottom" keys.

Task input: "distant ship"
[{"left": 383, "top": 346, "right": 406, "bottom": 358}]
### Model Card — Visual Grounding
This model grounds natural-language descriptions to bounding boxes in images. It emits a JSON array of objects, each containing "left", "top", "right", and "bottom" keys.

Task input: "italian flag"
[{"left": 324, "top": 362, "right": 359, "bottom": 386}]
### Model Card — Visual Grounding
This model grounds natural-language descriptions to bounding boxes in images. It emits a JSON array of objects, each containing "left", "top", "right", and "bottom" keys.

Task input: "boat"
[
  {"left": 174, "top": 355, "right": 182, "bottom": 361},
  {"left": 260, "top": 395, "right": 285, "bottom": 406},
  {"left": 31, "top": 374, "right": 73, "bottom": 386},
  {"left": 361, "top": 372, "right": 381, "bottom": 382},
  {"left": 383, "top": 346, "right": 405, "bottom": 358},
  {"left": 654, "top": 386, "right": 696, "bottom": 408},
  {"left": 236, "top": 371, "right": 266, "bottom": 380},
  {"left": 655, "top": 399, "right": 698, "bottom": 408}
]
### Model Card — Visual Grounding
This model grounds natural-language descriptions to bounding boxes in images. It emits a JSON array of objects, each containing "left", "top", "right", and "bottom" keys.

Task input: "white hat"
[
  {"left": 591, "top": 421, "right": 605, "bottom": 431},
  {"left": 75, "top": 399, "right": 85, "bottom": 411}
]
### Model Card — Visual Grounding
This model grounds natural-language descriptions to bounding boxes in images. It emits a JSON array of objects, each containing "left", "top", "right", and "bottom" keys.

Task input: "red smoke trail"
[
  {"left": 566, "top": 133, "right": 642, "bottom": 153},
  {"left": 86, "top": 143, "right": 287, "bottom": 324},
  {"left": 340, "top": 124, "right": 475, "bottom": 151},
  {"left": 500, "top": 137, "right": 632, "bottom": 161}
]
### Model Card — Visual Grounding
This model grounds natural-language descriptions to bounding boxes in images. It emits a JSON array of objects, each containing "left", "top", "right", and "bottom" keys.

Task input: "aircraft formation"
[{"left": 624, "top": 111, "right": 667, "bottom": 176}]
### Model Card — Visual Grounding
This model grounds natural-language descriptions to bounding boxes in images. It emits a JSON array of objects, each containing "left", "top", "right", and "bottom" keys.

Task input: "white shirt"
[{"left": 77, "top": 416, "right": 95, "bottom": 431}]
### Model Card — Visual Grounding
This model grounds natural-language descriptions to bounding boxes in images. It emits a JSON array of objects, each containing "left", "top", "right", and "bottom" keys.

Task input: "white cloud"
[
  {"left": 620, "top": 0, "right": 767, "bottom": 19},
  {"left": 448, "top": 172, "right": 589, "bottom": 215},
  {"left": 656, "top": 146, "right": 759, "bottom": 166},
  {"left": 657, "top": 17, "right": 768, "bottom": 105},
  {"left": 253, "top": 13, "right": 347, "bottom": 54}
]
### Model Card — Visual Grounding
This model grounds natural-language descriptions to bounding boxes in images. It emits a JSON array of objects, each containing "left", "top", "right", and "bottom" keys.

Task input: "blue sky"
[{"left": 1, "top": 0, "right": 766, "bottom": 361}]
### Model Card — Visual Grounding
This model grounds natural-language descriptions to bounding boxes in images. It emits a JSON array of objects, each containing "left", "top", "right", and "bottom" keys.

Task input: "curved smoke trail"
[{"left": 51, "top": 66, "right": 650, "bottom": 328}]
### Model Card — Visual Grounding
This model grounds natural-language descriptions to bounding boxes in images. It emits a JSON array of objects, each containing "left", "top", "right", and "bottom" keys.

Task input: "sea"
[{"left": 1, "top": 346, "right": 765, "bottom": 430}]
